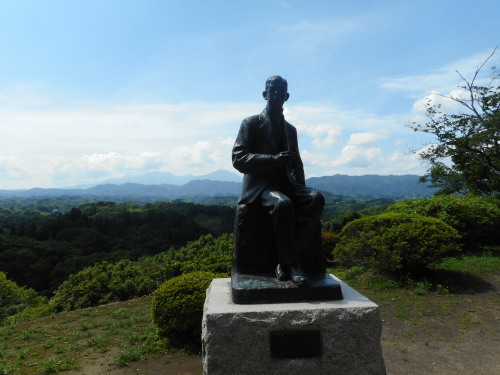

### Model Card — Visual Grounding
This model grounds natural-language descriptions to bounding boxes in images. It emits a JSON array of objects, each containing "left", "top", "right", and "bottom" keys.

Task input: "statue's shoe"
[
  {"left": 275, "top": 264, "right": 288, "bottom": 281},
  {"left": 275, "top": 264, "right": 308, "bottom": 286}
]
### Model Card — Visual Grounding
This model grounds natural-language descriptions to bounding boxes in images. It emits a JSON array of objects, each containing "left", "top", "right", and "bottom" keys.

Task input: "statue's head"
[
  {"left": 265, "top": 75, "right": 288, "bottom": 91},
  {"left": 263, "top": 75, "right": 289, "bottom": 107}
]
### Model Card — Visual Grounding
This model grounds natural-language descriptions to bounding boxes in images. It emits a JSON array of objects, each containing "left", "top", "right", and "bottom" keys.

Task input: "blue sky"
[{"left": 0, "top": 0, "right": 498, "bottom": 189}]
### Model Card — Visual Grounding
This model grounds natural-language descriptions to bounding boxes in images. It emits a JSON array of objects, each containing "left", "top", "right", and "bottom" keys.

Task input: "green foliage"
[
  {"left": 322, "top": 211, "right": 362, "bottom": 233},
  {"left": 51, "top": 260, "right": 155, "bottom": 311},
  {"left": 0, "top": 271, "right": 49, "bottom": 325},
  {"left": 137, "top": 234, "right": 233, "bottom": 288},
  {"left": 418, "top": 162, "right": 469, "bottom": 196},
  {"left": 410, "top": 50, "right": 500, "bottom": 196},
  {"left": 334, "top": 213, "right": 461, "bottom": 275},
  {"left": 49, "top": 234, "right": 232, "bottom": 312},
  {"left": 412, "top": 280, "right": 433, "bottom": 295},
  {"left": 176, "top": 233, "right": 233, "bottom": 275},
  {"left": 0, "top": 200, "right": 235, "bottom": 295},
  {"left": 40, "top": 357, "right": 79, "bottom": 373},
  {"left": 4, "top": 303, "right": 56, "bottom": 325},
  {"left": 321, "top": 192, "right": 397, "bottom": 221},
  {"left": 387, "top": 195, "right": 500, "bottom": 249},
  {"left": 151, "top": 271, "right": 216, "bottom": 348},
  {"left": 321, "top": 231, "right": 341, "bottom": 261},
  {"left": 0, "top": 197, "right": 90, "bottom": 234}
]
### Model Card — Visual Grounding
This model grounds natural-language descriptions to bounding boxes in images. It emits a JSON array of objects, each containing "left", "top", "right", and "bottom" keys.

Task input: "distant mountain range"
[
  {"left": 99, "top": 170, "right": 242, "bottom": 186},
  {"left": 0, "top": 171, "right": 435, "bottom": 200},
  {"left": 307, "top": 174, "right": 434, "bottom": 198}
]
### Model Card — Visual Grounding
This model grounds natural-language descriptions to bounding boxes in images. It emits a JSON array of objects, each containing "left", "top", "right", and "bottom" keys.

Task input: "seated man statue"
[{"left": 232, "top": 75, "right": 325, "bottom": 286}]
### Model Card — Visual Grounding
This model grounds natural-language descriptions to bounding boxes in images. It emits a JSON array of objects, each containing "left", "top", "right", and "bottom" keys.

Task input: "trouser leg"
[
  {"left": 287, "top": 186, "right": 325, "bottom": 255},
  {"left": 259, "top": 189, "right": 298, "bottom": 266}
]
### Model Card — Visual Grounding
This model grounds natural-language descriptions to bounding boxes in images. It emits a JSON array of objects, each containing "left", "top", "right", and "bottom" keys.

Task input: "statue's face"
[{"left": 263, "top": 82, "right": 289, "bottom": 107}]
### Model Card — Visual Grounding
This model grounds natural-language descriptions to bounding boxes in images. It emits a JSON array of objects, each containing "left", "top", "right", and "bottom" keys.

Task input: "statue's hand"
[{"left": 273, "top": 151, "right": 299, "bottom": 166}]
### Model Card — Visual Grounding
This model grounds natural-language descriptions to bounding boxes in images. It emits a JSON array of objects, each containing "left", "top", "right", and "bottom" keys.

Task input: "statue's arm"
[
  {"left": 232, "top": 119, "right": 275, "bottom": 174},
  {"left": 288, "top": 126, "right": 306, "bottom": 185}
]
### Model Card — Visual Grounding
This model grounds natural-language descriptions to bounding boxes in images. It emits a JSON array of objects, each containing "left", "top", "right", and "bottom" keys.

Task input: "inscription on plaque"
[{"left": 270, "top": 330, "right": 322, "bottom": 358}]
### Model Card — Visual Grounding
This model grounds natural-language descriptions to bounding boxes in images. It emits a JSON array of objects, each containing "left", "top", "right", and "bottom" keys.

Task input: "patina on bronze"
[{"left": 231, "top": 76, "right": 343, "bottom": 303}]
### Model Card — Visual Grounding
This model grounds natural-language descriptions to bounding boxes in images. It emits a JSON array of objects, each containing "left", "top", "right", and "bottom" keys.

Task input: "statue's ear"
[
  {"left": 262, "top": 91, "right": 267, "bottom": 100},
  {"left": 285, "top": 93, "right": 290, "bottom": 101}
]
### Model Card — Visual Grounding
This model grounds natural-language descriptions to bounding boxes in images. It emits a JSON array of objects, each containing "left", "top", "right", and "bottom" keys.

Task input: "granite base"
[{"left": 202, "top": 276, "right": 386, "bottom": 375}]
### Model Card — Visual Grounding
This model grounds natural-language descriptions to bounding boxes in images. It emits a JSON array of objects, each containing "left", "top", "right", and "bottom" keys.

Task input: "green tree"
[{"left": 411, "top": 48, "right": 500, "bottom": 196}]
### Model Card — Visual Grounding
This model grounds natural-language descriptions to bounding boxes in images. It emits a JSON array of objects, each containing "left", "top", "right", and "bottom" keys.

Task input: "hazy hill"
[
  {"left": 0, "top": 174, "right": 435, "bottom": 199},
  {"left": 101, "top": 170, "right": 242, "bottom": 185},
  {"left": 307, "top": 174, "right": 435, "bottom": 198}
]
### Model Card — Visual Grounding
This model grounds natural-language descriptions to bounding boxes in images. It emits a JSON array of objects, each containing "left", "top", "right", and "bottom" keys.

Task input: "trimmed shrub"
[
  {"left": 387, "top": 195, "right": 500, "bottom": 249},
  {"left": 151, "top": 271, "right": 216, "bottom": 348},
  {"left": 334, "top": 213, "right": 461, "bottom": 275}
]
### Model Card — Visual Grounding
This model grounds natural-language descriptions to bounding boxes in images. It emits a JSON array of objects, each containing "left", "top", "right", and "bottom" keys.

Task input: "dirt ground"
[
  {"left": 380, "top": 285, "right": 499, "bottom": 375},
  {"left": 76, "top": 275, "right": 499, "bottom": 375}
]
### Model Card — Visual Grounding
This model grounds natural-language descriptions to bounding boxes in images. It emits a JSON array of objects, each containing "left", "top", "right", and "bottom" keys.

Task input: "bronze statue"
[{"left": 232, "top": 75, "right": 325, "bottom": 286}]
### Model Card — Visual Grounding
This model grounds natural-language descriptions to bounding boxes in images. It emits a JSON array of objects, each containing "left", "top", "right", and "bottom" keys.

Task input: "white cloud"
[
  {"left": 0, "top": 92, "right": 261, "bottom": 187},
  {"left": 379, "top": 48, "right": 500, "bottom": 97},
  {"left": 348, "top": 132, "right": 387, "bottom": 145},
  {"left": 284, "top": 106, "right": 344, "bottom": 148},
  {"left": 332, "top": 145, "right": 382, "bottom": 168},
  {"left": 0, "top": 86, "right": 430, "bottom": 188},
  {"left": 166, "top": 137, "right": 235, "bottom": 175},
  {"left": 301, "top": 128, "right": 425, "bottom": 177},
  {"left": 62, "top": 152, "right": 164, "bottom": 172},
  {"left": 312, "top": 149, "right": 425, "bottom": 177},
  {"left": 314, "top": 131, "right": 388, "bottom": 169}
]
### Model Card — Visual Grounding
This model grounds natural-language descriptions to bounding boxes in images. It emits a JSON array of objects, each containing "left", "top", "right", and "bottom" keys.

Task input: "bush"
[
  {"left": 51, "top": 259, "right": 155, "bottom": 311},
  {"left": 387, "top": 195, "right": 500, "bottom": 249},
  {"left": 176, "top": 234, "right": 233, "bottom": 275},
  {"left": 0, "top": 271, "right": 49, "bottom": 324},
  {"left": 48, "top": 234, "right": 232, "bottom": 312},
  {"left": 322, "top": 232, "right": 341, "bottom": 261},
  {"left": 334, "top": 213, "right": 461, "bottom": 275},
  {"left": 151, "top": 271, "right": 216, "bottom": 348},
  {"left": 139, "top": 234, "right": 232, "bottom": 283},
  {"left": 4, "top": 302, "right": 56, "bottom": 324}
]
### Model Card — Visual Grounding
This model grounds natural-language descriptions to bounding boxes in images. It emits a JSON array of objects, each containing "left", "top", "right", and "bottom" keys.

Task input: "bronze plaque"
[{"left": 270, "top": 330, "right": 322, "bottom": 358}]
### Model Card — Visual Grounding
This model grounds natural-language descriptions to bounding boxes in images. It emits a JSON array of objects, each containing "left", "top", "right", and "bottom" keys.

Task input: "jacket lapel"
[
  {"left": 259, "top": 111, "right": 278, "bottom": 152},
  {"left": 283, "top": 120, "right": 291, "bottom": 152}
]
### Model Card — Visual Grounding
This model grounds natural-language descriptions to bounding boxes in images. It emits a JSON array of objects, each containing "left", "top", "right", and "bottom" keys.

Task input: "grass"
[
  {"left": 328, "top": 251, "right": 499, "bottom": 326},
  {"left": 40, "top": 357, "right": 79, "bottom": 373},
  {"left": 0, "top": 252, "right": 497, "bottom": 374},
  {"left": 0, "top": 297, "right": 169, "bottom": 375}
]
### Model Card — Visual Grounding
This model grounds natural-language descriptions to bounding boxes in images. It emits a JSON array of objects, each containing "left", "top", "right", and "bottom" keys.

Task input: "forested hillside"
[{"left": 0, "top": 200, "right": 234, "bottom": 295}]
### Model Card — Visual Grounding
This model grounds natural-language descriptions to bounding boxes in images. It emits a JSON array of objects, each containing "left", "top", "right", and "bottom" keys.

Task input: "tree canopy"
[{"left": 411, "top": 48, "right": 500, "bottom": 196}]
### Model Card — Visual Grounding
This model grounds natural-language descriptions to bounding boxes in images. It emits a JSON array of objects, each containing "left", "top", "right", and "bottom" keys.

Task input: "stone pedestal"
[{"left": 202, "top": 276, "right": 386, "bottom": 375}]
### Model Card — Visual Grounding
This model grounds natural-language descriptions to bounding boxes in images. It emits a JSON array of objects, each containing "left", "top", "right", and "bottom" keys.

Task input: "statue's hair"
[{"left": 265, "top": 75, "right": 287, "bottom": 90}]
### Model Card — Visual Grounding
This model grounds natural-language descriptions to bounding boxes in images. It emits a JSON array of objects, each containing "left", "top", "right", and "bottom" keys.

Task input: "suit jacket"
[{"left": 232, "top": 110, "right": 306, "bottom": 204}]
